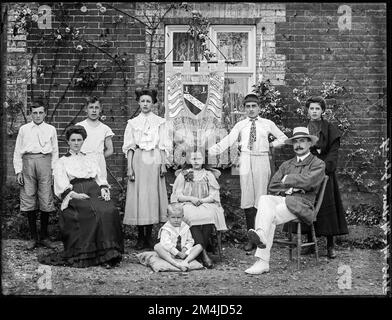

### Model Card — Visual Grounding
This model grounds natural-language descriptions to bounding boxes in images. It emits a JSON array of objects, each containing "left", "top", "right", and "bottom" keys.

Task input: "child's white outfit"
[
  {"left": 158, "top": 221, "right": 194, "bottom": 257},
  {"left": 76, "top": 119, "right": 114, "bottom": 181}
]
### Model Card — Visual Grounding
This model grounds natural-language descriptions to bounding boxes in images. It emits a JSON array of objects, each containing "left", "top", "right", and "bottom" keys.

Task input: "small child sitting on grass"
[{"left": 154, "top": 204, "right": 202, "bottom": 271}]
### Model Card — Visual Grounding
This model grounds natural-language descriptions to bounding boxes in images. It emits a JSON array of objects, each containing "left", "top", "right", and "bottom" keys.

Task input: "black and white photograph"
[{"left": 0, "top": 1, "right": 390, "bottom": 305}]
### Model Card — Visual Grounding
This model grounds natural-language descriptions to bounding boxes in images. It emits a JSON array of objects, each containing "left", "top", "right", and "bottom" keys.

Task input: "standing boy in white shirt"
[
  {"left": 13, "top": 103, "right": 59, "bottom": 249},
  {"left": 76, "top": 96, "right": 114, "bottom": 181},
  {"left": 209, "top": 93, "right": 288, "bottom": 251}
]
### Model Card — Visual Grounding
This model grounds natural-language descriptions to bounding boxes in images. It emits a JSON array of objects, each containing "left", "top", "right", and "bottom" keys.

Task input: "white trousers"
[
  {"left": 254, "top": 195, "right": 297, "bottom": 264},
  {"left": 239, "top": 153, "right": 270, "bottom": 209}
]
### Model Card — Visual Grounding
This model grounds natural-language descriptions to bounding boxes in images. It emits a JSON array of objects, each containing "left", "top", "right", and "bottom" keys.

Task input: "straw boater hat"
[{"left": 284, "top": 127, "right": 318, "bottom": 146}]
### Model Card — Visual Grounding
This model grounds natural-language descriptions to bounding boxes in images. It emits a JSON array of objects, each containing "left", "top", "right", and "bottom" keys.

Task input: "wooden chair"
[
  {"left": 273, "top": 176, "right": 329, "bottom": 269},
  {"left": 211, "top": 227, "right": 223, "bottom": 261}
]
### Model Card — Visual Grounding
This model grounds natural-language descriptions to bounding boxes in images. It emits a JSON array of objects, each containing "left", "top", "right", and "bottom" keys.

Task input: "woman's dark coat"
[{"left": 309, "top": 119, "right": 348, "bottom": 236}]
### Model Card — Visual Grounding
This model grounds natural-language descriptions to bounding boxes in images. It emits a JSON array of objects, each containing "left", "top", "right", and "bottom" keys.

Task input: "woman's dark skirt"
[
  {"left": 39, "top": 179, "right": 124, "bottom": 268},
  {"left": 314, "top": 172, "right": 348, "bottom": 236}
]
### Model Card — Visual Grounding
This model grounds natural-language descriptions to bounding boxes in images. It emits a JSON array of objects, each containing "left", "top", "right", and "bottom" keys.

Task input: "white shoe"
[
  {"left": 244, "top": 259, "right": 270, "bottom": 275},
  {"left": 247, "top": 229, "right": 266, "bottom": 249}
]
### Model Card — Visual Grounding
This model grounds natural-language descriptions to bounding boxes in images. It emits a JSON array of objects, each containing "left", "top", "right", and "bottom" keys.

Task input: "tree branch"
[
  {"left": 45, "top": 45, "right": 60, "bottom": 109},
  {"left": 48, "top": 56, "right": 83, "bottom": 123},
  {"left": 103, "top": 3, "right": 150, "bottom": 28}
]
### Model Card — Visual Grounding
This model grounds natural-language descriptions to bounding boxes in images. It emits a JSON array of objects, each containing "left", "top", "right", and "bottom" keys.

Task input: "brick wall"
[
  {"left": 5, "top": 2, "right": 143, "bottom": 186},
  {"left": 4, "top": 2, "right": 387, "bottom": 208},
  {"left": 5, "top": 3, "right": 35, "bottom": 182},
  {"left": 274, "top": 2, "right": 387, "bottom": 205}
]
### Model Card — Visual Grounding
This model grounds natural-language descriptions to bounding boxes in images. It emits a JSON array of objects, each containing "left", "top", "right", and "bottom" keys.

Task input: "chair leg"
[
  {"left": 288, "top": 223, "right": 293, "bottom": 261},
  {"left": 217, "top": 231, "right": 222, "bottom": 262},
  {"left": 311, "top": 224, "right": 319, "bottom": 263},
  {"left": 297, "top": 222, "right": 301, "bottom": 269}
]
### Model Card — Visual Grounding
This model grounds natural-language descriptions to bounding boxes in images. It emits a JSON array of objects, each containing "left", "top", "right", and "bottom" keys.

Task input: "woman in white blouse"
[
  {"left": 122, "top": 88, "right": 169, "bottom": 250},
  {"left": 39, "top": 125, "right": 124, "bottom": 268}
]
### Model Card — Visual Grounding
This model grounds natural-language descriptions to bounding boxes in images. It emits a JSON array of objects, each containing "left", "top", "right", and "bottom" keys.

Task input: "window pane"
[
  {"left": 217, "top": 32, "right": 248, "bottom": 67},
  {"left": 172, "top": 32, "right": 204, "bottom": 65},
  {"left": 222, "top": 76, "right": 249, "bottom": 131}
]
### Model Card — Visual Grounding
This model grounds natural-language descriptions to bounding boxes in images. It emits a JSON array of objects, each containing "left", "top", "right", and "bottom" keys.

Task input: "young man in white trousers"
[{"left": 208, "top": 93, "right": 287, "bottom": 251}]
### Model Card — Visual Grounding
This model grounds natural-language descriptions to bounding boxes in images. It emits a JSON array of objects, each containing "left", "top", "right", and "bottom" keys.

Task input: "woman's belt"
[
  {"left": 70, "top": 177, "right": 94, "bottom": 185},
  {"left": 134, "top": 144, "right": 159, "bottom": 151}
]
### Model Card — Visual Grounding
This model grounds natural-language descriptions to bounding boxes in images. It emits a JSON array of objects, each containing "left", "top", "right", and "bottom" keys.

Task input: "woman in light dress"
[{"left": 122, "top": 88, "right": 169, "bottom": 250}]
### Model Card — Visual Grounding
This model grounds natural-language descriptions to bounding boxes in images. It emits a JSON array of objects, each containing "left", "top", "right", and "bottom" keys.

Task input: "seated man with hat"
[{"left": 245, "top": 127, "right": 325, "bottom": 275}]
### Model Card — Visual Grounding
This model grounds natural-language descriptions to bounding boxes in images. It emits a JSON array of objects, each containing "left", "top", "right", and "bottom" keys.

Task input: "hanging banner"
[{"left": 166, "top": 60, "right": 228, "bottom": 167}]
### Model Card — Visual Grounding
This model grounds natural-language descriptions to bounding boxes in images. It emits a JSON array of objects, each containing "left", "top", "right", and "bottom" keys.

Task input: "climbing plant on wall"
[
  {"left": 9, "top": 2, "right": 213, "bottom": 130},
  {"left": 290, "top": 77, "right": 383, "bottom": 194},
  {"left": 8, "top": 1, "right": 216, "bottom": 202}
]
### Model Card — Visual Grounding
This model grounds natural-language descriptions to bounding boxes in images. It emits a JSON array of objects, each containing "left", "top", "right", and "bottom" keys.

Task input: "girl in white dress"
[
  {"left": 171, "top": 148, "right": 227, "bottom": 268},
  {"left": 122, "top": 88, "right": 169, "bottom": 250}
]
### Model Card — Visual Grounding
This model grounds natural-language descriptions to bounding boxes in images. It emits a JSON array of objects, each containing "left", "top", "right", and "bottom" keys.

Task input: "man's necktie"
[
  {"left": 248, "top": 119, "right": 257, "bottom": 151},
  {"left": 175, "top": 235, "right": 182, "bottom": 252}
]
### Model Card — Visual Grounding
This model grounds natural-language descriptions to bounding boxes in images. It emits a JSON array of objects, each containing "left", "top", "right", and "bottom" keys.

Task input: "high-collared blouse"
[
  {"left": 13, "top": 121, "right": 59, "bottom": 174},
  {"left": 208, "top": 116, "right": 287, "bottom": 156},
  {"left": 54, "top": 150, "right": 108, "bottom": 210},
  {"left": 122, "top": 112, "right": 169, "bottom": 157}
]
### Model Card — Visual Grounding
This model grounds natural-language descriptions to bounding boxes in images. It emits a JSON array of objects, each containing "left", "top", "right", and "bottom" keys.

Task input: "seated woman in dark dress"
[{"left": 39, "top": 125, "right": 124, "bottom": 268}]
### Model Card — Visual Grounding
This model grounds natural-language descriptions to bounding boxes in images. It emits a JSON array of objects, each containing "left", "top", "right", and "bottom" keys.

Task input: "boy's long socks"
[{"left": 26, "top": 210, "right": 38, "bottom": 240}]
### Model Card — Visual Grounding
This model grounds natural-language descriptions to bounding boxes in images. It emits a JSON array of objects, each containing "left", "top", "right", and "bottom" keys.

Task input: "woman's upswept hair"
[
  {"left": 135, "top": 87, "right": 158, "bottom": 104},
  {"left": 305, "top": 96, "right": 326, "bottom": 111},
  {"left": 65, "top": 125, "right": 87, "bottom": 141}
]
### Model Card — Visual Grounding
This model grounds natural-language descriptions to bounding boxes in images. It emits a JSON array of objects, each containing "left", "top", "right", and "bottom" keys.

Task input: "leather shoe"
[
  {"left": 201, "top": 250, "right": 214, "bottom": 269},
  {"left": 327, "top": 247, "right": 337, "bottom": 259},
  {"left": 244, "top": 241, "right": 256, "bottom": 252},
  {"left": 245, "top": 259, "right": 270, "bottom": 275},
  {"left": 247, "top": 229, "right": 266, "bottom": 249},
  {"left": 26, "top": 240, "right": 38, "bottom": 250},
  {"left": 40, "top": 238, "right": 56, "bottom": 249}
]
